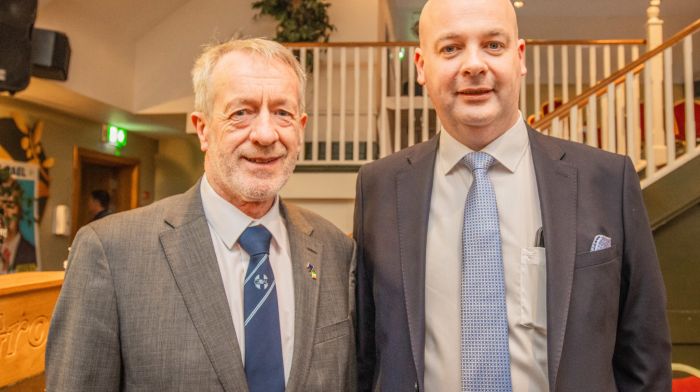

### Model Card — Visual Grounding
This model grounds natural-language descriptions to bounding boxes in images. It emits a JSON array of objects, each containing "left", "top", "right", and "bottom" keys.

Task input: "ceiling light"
[{"left": 513, "top": 0, "right": 524, "bottom": 8}]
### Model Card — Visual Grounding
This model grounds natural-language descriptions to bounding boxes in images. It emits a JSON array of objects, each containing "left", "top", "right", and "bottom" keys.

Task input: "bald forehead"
[{"left": 418, "top": 0, "right": 519, "bottom": 44}]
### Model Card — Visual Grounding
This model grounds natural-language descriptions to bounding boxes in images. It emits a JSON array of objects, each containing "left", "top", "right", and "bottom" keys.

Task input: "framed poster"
[{"left": 0, "top": 160, "right": 40, "bottom": 273}]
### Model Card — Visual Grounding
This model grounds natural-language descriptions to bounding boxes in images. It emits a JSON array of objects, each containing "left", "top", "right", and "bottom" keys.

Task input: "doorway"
[{"left": 71, "top": 147, "right": 140, "bottom": 238}]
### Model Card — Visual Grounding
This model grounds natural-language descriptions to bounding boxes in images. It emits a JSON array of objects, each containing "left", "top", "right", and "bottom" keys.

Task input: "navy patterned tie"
[
  {"left": 461, "top": 152, "right": 513, "bottom": 391},
  {"left": 239, "top": 225, "right": 284, "bottom": 392}
]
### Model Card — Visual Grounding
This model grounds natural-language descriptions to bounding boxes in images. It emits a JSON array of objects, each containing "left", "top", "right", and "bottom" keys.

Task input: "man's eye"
[
  {"left": 275, "top": 110, "right": 291, "bottom": 117},
  {"left": 232, "top": 109, "right": 247, "bottom": 117},
  {"left": 441, "top": 45, "right": 458, "bottom": 54},
  {"left": 487, "top": 42, "right": 504, "bottom": 51}
]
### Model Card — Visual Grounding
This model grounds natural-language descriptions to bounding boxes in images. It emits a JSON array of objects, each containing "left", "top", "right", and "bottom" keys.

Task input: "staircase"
[
  {"left": 286, "top": 19, "right": 698, "bottom": 191},
  {"left": 533, "top": 18, "right": 700, "bottom": 189}
]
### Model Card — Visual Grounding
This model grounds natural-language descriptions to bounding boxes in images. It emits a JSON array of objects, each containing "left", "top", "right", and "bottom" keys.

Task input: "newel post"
[{"left": 647, "top": 0, "right": 667, "bottom": 165}]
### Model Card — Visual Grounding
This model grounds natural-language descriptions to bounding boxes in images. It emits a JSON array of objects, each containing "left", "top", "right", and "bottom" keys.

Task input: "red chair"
[
  {"left": 640, "top": 99, "right": 700, "bottom": 144},
  {"left": 672, "top": 363, "right": 700, "bottom": 392},
  {"left": 673, "top": 99, "right": 700, "bottom": 143}
]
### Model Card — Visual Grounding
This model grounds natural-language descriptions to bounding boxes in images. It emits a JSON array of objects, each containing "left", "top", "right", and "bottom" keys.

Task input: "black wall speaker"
[
  {"left": 0, "top": 0, "right": 38, "bottom": 93},
  {"left": 31, "top": 28, "right": 71, "bottom": 81}
]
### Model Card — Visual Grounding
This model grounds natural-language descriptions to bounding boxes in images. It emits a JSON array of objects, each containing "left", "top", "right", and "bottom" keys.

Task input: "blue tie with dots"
[
  {"left": 461, "top": 152, "right": 513, "bottom": 391},
  {"left": 239, "top": 225, "right": 284, "bottom": 392}
]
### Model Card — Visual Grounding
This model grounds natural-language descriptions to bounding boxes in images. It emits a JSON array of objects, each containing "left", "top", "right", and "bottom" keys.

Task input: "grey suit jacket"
[
  {"left": 46, "top": 182, "right": 356, "bottom": 391},
  {"left": 355, "top": 128, "right": 671, "bottom": 391}
]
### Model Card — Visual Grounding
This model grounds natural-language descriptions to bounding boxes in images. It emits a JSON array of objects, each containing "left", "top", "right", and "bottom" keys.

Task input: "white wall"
[
  {"left": 281, "top": 172, "right": 357, "bottom": 234},
  {"left": 35, "top": 2, "right": 136, "bottom": 111}
]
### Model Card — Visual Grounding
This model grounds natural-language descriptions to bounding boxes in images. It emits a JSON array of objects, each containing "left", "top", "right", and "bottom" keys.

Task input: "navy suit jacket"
[{"left": 354, "top": 128, "right": 671, "bottom": 391}]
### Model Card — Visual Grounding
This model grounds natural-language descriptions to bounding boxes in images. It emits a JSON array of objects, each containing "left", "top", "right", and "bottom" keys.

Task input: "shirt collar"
[
  {"left": 438, "top": 114, "right": 529, "bottom": 175},
  {"left": 200, "top": 174, "right": 285, "bottom": 251}
]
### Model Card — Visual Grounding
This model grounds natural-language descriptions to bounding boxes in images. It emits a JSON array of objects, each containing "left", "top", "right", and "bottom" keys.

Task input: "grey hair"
[{"left": 191, "top": 38, "right": 307, "bottom": 115}]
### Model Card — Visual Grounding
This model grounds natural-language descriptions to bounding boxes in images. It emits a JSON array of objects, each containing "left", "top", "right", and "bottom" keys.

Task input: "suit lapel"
[
  {"left": 159, "top": 184, "right": 247, "bottom": 392},
  {"left": 282, "top": 202, "right": 322, "bottom": 392},
  {"left": 395, "top": 137, "right": 439, "bottom": 390},
  {"left": 527, "top": 129, "right": 578, "bottom": 390}
]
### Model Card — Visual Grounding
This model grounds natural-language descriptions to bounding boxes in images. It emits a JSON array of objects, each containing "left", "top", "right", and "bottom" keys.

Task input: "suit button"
[{"left": 414, "top": 382, "right": 418, "bottom": 391}]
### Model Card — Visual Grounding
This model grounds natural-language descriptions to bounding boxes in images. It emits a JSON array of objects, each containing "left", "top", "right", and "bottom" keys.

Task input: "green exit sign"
[{"left": 107, "top": 125, "right": 127, "bottom": 149}]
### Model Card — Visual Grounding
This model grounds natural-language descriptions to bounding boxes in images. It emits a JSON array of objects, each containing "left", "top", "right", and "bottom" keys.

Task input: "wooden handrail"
[
  {"left": 533, "top": 18, "right": 700, "bottom": 130},
  {"left": 525, "top": 39, "right": 645, "bottom": 46},
  {"left": 284, "top": 38, "right": 645, "bottom": 49}
]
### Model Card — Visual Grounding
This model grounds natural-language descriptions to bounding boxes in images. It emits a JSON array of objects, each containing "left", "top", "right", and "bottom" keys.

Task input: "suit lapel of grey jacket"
[
  {"left": 159, "top": 183, "right": 247, "bottom": 392},
  {"left": 282, "top": 201, "right": 322, "bottom": 392},
  {"left": 527, "top": 128, "right": 577, "bottom": 390},
  {"left": 395, "top": 136, "right": 439, "bottom": 390}
]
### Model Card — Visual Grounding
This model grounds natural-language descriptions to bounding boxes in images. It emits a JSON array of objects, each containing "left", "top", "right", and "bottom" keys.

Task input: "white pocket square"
[{"left": 590, "top": 234, "right": 612, "bottom": 252}]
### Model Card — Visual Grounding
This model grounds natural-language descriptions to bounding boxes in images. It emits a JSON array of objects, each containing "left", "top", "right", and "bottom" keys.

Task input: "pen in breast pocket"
[{"left": 534, "top": 227, "right": 545, "bottom": 247}]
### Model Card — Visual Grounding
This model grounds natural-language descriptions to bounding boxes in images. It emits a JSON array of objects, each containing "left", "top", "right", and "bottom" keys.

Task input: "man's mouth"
[
  {"left": 244, "top": 156, "right": 281, "bottom": 164},
  {"left": 458, "top": 87, "right": 493, "bottom": 95}
]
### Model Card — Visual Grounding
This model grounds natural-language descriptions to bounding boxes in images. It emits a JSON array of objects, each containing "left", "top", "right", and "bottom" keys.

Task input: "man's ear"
[
  {"left": 415, "top": 47, "right": 426, "bottom": 86},
  {"left": 191, "top": 112, "right": 209, "bottom": 152},
  {"left": 297, "top": 113, "right": 308, "bottom": 148},
  {"left": 517, "top": 39, "right": 527, "bottom": 76}
]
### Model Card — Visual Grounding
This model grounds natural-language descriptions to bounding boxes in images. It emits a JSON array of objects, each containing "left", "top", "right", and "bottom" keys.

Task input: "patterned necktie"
[
  {"left": 239, "top": 225, "right": 285, "bottom": 392},
  {"left": 461, "top": 152, "right": 513, "bottom": 391}
]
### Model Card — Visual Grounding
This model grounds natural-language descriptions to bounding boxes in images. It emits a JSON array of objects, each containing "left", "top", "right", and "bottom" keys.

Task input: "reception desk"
[{"left": 0, "top": 272, "right": 64, "bottom": 388}]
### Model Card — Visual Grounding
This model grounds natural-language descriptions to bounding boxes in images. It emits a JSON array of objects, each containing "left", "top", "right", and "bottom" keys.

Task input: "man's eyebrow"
[
  {"left": 222, "top": 98, "right": 254, "bottom": 114},
  {"left": 484, "top": 29, "right": 512, "bottom": 42},
  {"left": 434, "top": 33, "right": 461, "bottom": 44},
  {"left": 432, "top": 29, "right": 513, "bottom": 48}
]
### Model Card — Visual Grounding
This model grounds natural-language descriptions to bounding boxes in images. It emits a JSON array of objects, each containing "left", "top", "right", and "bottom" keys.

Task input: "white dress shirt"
[
  {"left": 200, "top": 176, "right": 295, "bottom": 384},
  {"left": 424, "top": 117, "right": 549, "bottom": 391}
]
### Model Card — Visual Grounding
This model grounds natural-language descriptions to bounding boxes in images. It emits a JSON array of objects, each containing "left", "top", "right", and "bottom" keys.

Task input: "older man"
[
  {"left": 354, "top": 0, "right": 671, "bottom": 390},
  {"left": 47, "top": 38, "right": 356, "bottom": 391}
]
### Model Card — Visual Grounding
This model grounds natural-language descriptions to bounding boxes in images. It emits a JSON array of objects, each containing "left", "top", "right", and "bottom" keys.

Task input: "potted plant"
[{"left": 252, "top": 0, "right": 335, "bottom": 42}]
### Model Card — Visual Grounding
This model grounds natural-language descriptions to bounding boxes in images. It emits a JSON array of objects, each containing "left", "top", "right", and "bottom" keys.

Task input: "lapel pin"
[{"left": 306, "top": 263, "right": 317, "bottom": 280}]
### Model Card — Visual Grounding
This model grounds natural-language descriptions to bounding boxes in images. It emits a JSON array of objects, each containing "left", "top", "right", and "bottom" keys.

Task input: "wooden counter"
[{"left": 0, "top": 272, "right": 64, "bottom": 388}]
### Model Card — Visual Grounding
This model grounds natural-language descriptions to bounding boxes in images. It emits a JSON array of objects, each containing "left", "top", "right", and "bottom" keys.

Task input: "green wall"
[
  {"left": 0, "top": 96, "right": 158, "bottom": 271},
  {"left": 154, "top": 135, "right": 203, "bottom": 200}
]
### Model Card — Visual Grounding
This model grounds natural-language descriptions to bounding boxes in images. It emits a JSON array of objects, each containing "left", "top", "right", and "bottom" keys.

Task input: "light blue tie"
[
  {"left": 461, "top": 152, "right": 512, "bottom": 391},
  {"left": 239, "top": 225, "right": 284, "bottom": 392}
]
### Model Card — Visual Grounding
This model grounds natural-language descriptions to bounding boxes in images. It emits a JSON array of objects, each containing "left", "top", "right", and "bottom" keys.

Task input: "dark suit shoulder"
[
  {"left": 359, "top": 137, "right": 438, "bottom": 180},
  {"left": 530, "top": 129, "right": 627, "bottom": 172}
]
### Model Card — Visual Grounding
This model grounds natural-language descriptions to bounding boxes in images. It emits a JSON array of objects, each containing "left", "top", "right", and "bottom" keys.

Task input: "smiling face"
[
  {"left": 415, "top": 0, "right": 526, "bottom": 150},
  {"left": 192, "top": 50, "right": 307, "bottom": 217}
]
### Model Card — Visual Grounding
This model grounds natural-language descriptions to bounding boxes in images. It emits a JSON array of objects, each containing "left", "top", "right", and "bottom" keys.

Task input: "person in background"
[
  {"left": 87, "top": 189, "right": 111, "bottom": 221},
  {"left": 46, "top": 38, "right": 356, "bottom": 391},
  {"left": 354, "top": 0, "right": 671, "bottom": 390}
]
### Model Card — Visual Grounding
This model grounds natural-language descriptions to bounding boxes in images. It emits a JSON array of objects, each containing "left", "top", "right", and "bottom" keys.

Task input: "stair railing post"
[{"left": 647, "top": 0, "right": 667, "bottom": 166}]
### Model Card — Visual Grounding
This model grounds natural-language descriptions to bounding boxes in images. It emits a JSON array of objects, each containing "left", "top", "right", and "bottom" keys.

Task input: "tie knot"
[
  {"left": 462, "top": 151, "right": 496, "bottom": 173},
  {"left": 238, "top": 225, "right": 272, "bottom": 256}
]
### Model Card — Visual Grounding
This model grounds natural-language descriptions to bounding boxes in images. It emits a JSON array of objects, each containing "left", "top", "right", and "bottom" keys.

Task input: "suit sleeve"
[
  {"left": 346, "top": 241, "right": 358, "bottom": 392},
  {"left": 46, "top": 226, "right": 122, "bottom": 391},
  {"left": 354, "top": 169, "right": 377, "bottom": 391},
  {"left": 612, "top": 156, "right": 672, "bottom": 390}
]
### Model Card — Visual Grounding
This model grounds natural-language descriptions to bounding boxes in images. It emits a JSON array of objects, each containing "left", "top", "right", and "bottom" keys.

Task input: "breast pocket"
[
  {"left": 315, "top": 317, "right": 351, "bottom": 344},
  {"left": 574, "top": 245, "right": 619, "bottom": 269},
  {"left": 519, "top": 247, "right": 547, "bottom": 331}
]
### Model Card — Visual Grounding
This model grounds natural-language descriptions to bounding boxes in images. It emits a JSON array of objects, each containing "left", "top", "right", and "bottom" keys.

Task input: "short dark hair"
[{"left": 90, "top": 190, "right": 110, "bottom": 209}]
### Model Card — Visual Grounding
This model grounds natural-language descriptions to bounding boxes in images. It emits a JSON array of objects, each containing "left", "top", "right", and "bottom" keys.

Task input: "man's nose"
[
  {"left": 460, "top": 47, "right": 487, "bottom": 76},
  {"left": 249, "top": 110, "right": 279, "bottom": 146}
]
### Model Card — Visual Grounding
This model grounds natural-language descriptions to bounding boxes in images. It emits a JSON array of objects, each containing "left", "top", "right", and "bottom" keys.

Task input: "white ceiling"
[{"left": 38, "top": 0, "right": 191, "bottom": 43}]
